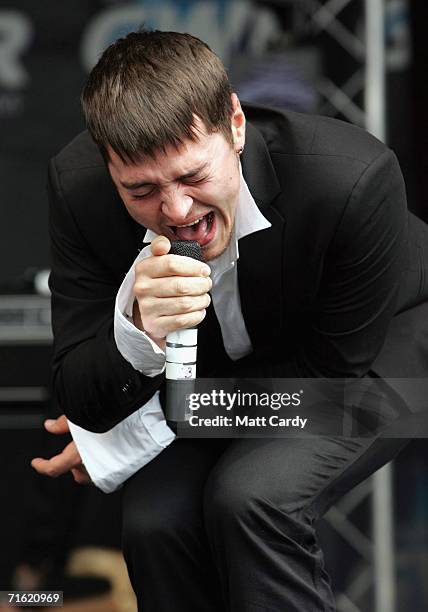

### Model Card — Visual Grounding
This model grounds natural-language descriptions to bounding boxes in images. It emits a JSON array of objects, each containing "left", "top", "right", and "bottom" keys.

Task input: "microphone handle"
[{"left": 165, "top": 240, "right": 203, "bottom": 430}]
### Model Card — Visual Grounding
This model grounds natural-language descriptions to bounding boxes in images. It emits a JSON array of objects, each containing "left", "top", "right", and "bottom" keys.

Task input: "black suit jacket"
[{"left": 48, "top": 104, "right": 428, "bottom": 433}]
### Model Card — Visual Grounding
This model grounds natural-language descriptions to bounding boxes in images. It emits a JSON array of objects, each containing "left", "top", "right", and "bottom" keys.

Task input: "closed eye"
[
  {"left": 132, "top": 187, "right": 157, "bottom": 200},
  {"left": 131, "top": 174, "right": 208, "bottom": 200},
  {"left": 182, "top": 175, "right": 208, "bottom": 185}
]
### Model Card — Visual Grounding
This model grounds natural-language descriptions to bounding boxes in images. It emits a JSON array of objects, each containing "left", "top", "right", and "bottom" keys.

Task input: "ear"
[{"left": 230, "top": 93, "right": 246, "bottom": 151}]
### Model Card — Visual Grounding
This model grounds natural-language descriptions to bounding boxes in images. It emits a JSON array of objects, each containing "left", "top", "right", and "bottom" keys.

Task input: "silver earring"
[{"left": 237, "top": 146, "right": 244, "bottom": 156}]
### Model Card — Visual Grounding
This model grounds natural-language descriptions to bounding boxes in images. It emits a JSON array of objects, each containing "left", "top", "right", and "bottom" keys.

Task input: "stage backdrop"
[
  {"left": 0, "top": 0, "right": 283, "bottom": 290},
  {"left": 0, "top": 0, "right": 417, "bottom": 290}
]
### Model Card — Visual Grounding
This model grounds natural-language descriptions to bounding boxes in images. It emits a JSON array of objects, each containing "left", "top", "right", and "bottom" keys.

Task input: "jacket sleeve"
[
  {"left": 237, "top": 148, "right": 408, "bottom": 379},
  {"left": 301, "top": 149, "right": 408, "bottom": 377},
  {"left": 48, "top": 159, "right": 164, "bottom": 433}
]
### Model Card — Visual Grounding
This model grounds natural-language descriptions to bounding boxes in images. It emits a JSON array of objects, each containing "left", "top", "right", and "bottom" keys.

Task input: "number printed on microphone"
[{"left": 0, "top": 591, "right": 63, "bottom": 607}]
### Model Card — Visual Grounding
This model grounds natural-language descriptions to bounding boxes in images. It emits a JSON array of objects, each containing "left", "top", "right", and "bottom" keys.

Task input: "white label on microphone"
[
  {"left": 166, "top": 362, "right": 196, "bottom": 380},
  {"left": 166, "top": 328, "right": 198, "bottom": 346},
  {"left": 166, "top": 345, "right": 197, "bottom": 363}
]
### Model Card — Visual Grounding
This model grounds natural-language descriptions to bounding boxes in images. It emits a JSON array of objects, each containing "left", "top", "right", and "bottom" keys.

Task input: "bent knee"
[{"left": 203, "top": 472, "right": 310, "bottom": 544}]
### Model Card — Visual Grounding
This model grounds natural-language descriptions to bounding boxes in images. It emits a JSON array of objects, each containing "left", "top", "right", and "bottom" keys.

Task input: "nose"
[{"left": 160, "top": 186, "right": 193, "bottom": 223}]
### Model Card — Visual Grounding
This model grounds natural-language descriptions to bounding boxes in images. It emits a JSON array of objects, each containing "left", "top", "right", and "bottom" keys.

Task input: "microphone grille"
[{"left": 169, "top": 240, "right": 203, "bottom": 261}]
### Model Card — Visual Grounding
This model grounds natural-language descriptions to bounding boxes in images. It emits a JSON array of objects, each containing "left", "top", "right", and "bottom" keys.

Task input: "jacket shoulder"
[
  {"left": 48, "top": 130, "right": 117, "bottom": 233},
  {"left": 242, "top": 102, "right": 389, "bottom": 165},
  {"left": 48, "top": 131, "right": 140, "bottom": 280},
  {"left": 52, "top": 130, "right": 104, "bottom": 172}
]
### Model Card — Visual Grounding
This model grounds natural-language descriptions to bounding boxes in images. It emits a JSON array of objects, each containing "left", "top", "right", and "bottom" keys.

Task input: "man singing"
[{"left": 33, "top": 29, "right": 428, "bottom": 611}]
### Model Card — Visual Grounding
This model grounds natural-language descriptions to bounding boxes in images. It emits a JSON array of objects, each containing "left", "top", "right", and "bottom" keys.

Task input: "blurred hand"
[{"left": 31, "top": 414, "right": 91, "bottom": 485}]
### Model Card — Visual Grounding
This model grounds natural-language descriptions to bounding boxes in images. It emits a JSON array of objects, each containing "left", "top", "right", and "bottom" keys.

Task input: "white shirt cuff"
[
  {"left": 68, "top": 392, "right": 175, "bottom": 493},
  {"left": 114, "top": 244, "right": 165, "bottom": 377},
  {"left": 114, "top": 301, "right": 166, "bottom": 376}
]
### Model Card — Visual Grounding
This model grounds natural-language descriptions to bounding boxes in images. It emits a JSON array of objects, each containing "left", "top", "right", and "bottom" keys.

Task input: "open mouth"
[{"left": 171, "top": 211, "right": 215, "bottom": 246}]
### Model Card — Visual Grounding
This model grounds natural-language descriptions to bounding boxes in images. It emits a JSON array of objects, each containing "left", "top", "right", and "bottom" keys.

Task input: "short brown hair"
[{"left": 81, "top": 29, "right": 234, "bottom": 163}]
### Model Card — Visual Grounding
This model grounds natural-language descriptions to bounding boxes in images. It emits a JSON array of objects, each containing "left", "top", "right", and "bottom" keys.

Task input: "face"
[{"left": 107, "top": 104, "right": 245, "bottom": 262}]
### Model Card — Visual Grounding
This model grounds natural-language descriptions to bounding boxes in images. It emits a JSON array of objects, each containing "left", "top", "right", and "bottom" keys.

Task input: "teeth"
[{"left": 176, "top": 215, "right": 205, "bottom": 228}]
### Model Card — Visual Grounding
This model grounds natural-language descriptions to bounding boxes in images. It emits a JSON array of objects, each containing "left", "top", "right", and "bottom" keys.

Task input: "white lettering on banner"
[
  {"left": 80, "top": 5, "right": 150, "bottom": 73},
  {"left": 80, "top": 0, "right": 280, "bottom": 72},
  {"left": 0, "top": 10, "right": 33, "bottom": 89}
]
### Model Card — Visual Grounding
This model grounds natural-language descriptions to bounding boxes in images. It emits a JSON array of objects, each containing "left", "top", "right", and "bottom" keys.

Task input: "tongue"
[{"left": 175, "top": 215, "right": 208, "bottom": 242}]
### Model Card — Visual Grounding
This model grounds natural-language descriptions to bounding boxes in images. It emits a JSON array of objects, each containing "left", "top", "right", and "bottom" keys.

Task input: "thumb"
[
  {"left": 44, "top": 414, "right": 70, "bottom": 435},
  {"left": 151, "top": 235, "right": 171, "bottom": 257}
]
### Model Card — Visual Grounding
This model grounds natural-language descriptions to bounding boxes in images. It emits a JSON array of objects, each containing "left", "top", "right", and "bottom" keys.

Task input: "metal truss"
[
  {"left": 300, "top": 0, "right": 367, "bottom": 124},
  {"left": 323, "top": 466, "right": 395, "bottom": 612},
  {"left": 292, "top": 0, "right": 386, "bottom": 141}
]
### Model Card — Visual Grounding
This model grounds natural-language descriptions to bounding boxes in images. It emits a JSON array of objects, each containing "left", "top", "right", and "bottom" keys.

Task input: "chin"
[{"left": 202, "top": 232, "right": 232, "bottom": 262}]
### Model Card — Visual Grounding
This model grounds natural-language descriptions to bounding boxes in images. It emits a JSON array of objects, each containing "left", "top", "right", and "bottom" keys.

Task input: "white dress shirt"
[{"left": 68, "top": 165, "right": 271, "bottom": 493}]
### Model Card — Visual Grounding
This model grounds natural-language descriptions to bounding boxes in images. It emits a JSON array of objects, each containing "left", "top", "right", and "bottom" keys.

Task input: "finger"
[
  {"left": 31, "top": 442, "right": 80, "bottom": 478},
  {"left": 143, "top": 294, "right": 211, "bottom": 318},
  {"left": 44, "top": 414, "right": 70, "bottom": 435},
  {"left": 31, "top": 453, "right": 76, "bottom": 478},
  {"left": 148, "top": 275, "right": 212, "bottom": 298},
  {"left": 150, "top": 235, "right": 171, "bottom": 257},
  {"left": 71, "top": 467, "right": 92, "bottom": 485},
  {"left": 155, "top": 310, "right": 207, "bottom": 336},
  {"left": 136, "top": 254, "right": 210, "bottom": 281},
  {"left": 31, "top": 457, "right": 66, "bottom": 478}
]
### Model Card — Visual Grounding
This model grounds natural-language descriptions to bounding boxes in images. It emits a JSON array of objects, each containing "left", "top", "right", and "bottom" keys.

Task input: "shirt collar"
[{"left": 143, "top": 162, "right": 271, "bottom": 278}]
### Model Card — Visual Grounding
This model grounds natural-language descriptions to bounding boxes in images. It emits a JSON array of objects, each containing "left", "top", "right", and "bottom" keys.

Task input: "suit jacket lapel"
[{"left": 237, "top": 122, "right": 285, "bottom": 352}]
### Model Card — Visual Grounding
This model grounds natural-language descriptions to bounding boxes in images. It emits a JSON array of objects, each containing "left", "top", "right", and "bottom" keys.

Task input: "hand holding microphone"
[
  {"left": 133, "top": 236, "right": 211, "bottom": 427},
  {"left": 133, "top": 236, "right": 211, "bottom": 349}
]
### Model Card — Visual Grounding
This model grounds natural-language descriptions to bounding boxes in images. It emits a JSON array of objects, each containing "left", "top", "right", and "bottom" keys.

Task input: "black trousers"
[{"left": 121, "top": 435, "right": 408, "bottom": 612}]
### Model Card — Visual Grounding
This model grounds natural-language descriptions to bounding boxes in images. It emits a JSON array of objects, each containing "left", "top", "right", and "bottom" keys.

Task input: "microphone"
[{"left": 165, "top": 240, "right": 203, "bottom": 431}]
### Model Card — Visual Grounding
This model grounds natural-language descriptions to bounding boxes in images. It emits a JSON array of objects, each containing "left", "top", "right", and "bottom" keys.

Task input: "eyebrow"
[{"left": 120, "top": 163, "right": 209, "bottom": 191}]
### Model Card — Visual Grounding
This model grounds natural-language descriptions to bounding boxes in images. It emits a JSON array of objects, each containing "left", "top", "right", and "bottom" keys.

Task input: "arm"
[
  {"left": 44, "top": 191, "right": 210, "bottom": 488},
  {"left": 302, "top": 149, "right": 408, "bottom": 377},
  {"left": 238, "top": 149, "right": 408, "bottom": 379},
  {"left": 31, "top": 404, "right": 175, "bottom": 493},
  {"left": 67, "top": 391, "right": 175, "bottom": 493},
  {"left": 48, "top": 159, "right": 164, "bottom": 432}
]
